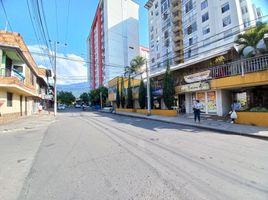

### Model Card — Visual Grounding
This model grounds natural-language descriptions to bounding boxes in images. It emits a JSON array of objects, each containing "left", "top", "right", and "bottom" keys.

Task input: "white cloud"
[{"left": 28, "top": 45, "right": 87, "bottom": 85}]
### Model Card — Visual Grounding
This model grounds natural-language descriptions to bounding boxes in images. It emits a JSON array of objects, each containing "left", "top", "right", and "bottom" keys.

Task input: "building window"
[
  {"left": 163, "top": 12, "right": 168, "bottom": 20},
  {"left": 185, "top": 0, "right": 193, "bottom": 13},
  {"left": 241, "top": 6, "right": 248, "bottom": 14},
  {"left": 164, "top": 30, "right": 169, "bottom": 39},
  {"left": 186, "top": 21, "right": 197, "bottom": 35},
  {"left": 30, "top": 71, "right": 35, "bottom": 85},
  {"left": 202, "top": 12, "right": 209, "bottom": 22},
  {"left": 189, "top": 38, "right": 193, "bottom": 46},
  {"left": 156, "top": 10, "right": 159, "bottom": 16},
  {"left": 202, "top": 26, "right": 210, "bottom": 35},
  {"left": 165, "top": 39, "right": 170, "bottom": 47},
  {"left": 223, "top": 15, "right": 231, "bottom": 27},
  {"left": 152, "top": 58, "right": 155, "bottom": 63},
  {"left": 188, "top": 49, "right": 192, "bottom": 58},
  {"left": 7, "top": 92, "right": 13, "bottom": 107},
  {"left": 221, "top": 3, "right": 230, "bottom": 13},
  {"left": 150, "top": 11, "right": 153, "bottom": 16},
  {"left": 155, "top": 2, "right": 158, "bottom": 8},
  {"left": 243, "top": 18, "right": 250, "bottom": 28},
  {"left": 201, "top": 0, "right": 208, "bottom": 10}
]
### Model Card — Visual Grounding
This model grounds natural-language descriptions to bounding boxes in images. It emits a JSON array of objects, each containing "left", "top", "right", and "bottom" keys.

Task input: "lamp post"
[{"left": 145, "top": 60, "right": 151, "bottom": 116}]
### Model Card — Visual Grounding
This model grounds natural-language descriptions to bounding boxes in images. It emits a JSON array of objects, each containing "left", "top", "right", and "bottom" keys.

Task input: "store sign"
[
  {"left": 44, "top": 95, "right": 53, "bottom": 100},
  {"left": 184, "top": 70, "right": 211, "bottom": 83},
  {"left": 152, "top": 88, "right": 163, "bottom": 97},
  {"left": 181, "top": 82, "right": 210, "bottom": 93}
]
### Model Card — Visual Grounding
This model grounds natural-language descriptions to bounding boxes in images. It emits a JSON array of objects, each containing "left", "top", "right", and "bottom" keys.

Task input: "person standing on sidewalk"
[{"left": 193, "top": 100, "right": 203, "bottom": 123}]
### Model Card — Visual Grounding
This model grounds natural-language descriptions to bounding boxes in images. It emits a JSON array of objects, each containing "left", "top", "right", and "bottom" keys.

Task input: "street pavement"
[
  {"left": 0, "top": 114, "right": 55, "bottom": 200},
  {"left": 1, "top": 110, "right": 268, "bottom": 200}
]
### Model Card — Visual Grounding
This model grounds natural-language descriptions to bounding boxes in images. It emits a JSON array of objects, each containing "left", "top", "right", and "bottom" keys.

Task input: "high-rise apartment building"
[
  {"left": 87, "top": 0, "right": 140, "bottom": 90},
  {"left": 145, "top": 0, "right": 184, "bottom": 74},
  {"left": 145, "top": 0, "right": 260, "bottom": 74},
  {"left": 182, "top": 0, "right": 257, "bottom": 61}
]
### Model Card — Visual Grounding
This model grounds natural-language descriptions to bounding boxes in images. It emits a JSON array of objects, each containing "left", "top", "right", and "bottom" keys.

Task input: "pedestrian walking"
[
  {"left": 38, "top": 103, "right": 43, "bottom": 114},
  {"left": 193, "top": 100, "right": 203, "bottom": 123},
  {"left": 231, "top": 100, "right": 241, "bottom": 111},
  {"left": 230, "top": 100, "right": 240, "bottom": 123}
]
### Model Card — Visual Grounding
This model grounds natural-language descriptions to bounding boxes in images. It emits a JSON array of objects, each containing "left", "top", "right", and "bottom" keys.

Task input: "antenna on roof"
[{"left": 5, "top": 20, "right": 8, "bottom": 31}]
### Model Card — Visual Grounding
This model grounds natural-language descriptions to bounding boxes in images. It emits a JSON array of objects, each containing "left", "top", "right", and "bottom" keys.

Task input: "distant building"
[
  {"left": 87, "top": 0, "right": 140, "bottom": 90},
  {"left": 182, "top": 0, "right": 257, "bottom": 62},
  {"left": 145, "top": 0, "right": 184, "bottom": 74}
]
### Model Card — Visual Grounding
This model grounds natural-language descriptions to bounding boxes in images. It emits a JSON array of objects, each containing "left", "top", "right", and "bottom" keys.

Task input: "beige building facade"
[{"left": 0, "top": 31, "right": 49, "bottom": 123}]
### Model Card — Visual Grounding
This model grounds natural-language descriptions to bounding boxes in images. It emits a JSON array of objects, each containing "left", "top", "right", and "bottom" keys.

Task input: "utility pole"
[
  {"left": 146, "top": 60, "right": 151, "bottom": 116},
  {"left": 100, "top": 91, "right": 103, "bottom": 109},
  {"left": 53, "top": 42, "right": 58, "bottom": 116}
]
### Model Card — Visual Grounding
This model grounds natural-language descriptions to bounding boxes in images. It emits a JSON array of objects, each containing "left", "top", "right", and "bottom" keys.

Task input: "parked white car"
[
  {"left": 75, "top": 104, "right": 81, "bottom": 108},
  {"left": 57, "top": 104, "right": 66, "bottom": 110}
]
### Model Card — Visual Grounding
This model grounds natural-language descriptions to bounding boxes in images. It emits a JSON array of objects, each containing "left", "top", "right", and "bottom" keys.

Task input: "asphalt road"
[{"left": 14, "top": 111, "right": 268, "bottom": 200}]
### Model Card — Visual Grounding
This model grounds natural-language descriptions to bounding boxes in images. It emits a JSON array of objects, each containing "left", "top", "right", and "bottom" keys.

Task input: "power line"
[
  {"left": 148, "top": 14, "right": 268, "bottom": 66},
  {"left": 64, "top": 0, "right": 71, "bottom": 45},
  {"left": 26, "top": 0, "right": 50, "bottom": 69},
  {"left": 54, "top": 0, "right": 59, "bottom": 41},
  {"left": 0, "top": 0, "right": 13, "bottom": 32}
]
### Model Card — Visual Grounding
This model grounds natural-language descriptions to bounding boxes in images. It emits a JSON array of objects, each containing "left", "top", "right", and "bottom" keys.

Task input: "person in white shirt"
[{"left": 193, "top": 100, "right": 203, "bottom": 122}]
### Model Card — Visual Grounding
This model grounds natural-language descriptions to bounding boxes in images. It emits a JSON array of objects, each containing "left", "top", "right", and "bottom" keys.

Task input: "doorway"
[
  {"left": 25, "top": 97, "right": 27, "bottom": 116},
  {"left": 178, "top": 94, "right": 186, "bottom": 113},
  {"left": 20, "top": 95, "right": 23, "bottom": 116}
]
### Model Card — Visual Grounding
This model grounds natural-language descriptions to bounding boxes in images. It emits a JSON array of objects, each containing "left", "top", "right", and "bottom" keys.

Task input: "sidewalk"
[
  {"left": 106, "top": 111, "right": 268, "bottom": 139},
  {"left": 0, "top": 112, "right": 55, "bottom": 134}
]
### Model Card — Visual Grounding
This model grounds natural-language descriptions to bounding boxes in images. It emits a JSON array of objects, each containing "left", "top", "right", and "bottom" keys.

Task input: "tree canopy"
[
  {"left": 235, "top": 22, "right": 268, "bottom": 57},
  {"left": 80, "top": 92, "right": 90, "bottom": 104},
  {"left": 57, "top": 91, "right": 75, "bottom": 105},
  {"left": 89, "top": 86, "right": 108, "bottom": 106},
  {"left": 138, "top": 79, "right": 146, "bottom": 109},
  {"left": 163, "top": 63, "right": 175, "bottom": 110}
]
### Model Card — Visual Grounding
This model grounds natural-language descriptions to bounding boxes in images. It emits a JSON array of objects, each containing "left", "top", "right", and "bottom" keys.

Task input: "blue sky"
[
  {"left": 0, "top": 0, "right": 267, "bottom": 84},
  {"left": 0, "top": 0, "right": 149, "bottom": 55}
]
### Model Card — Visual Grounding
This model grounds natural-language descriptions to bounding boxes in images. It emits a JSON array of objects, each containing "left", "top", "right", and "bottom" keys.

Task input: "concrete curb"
[{"left": 99, "top": 111, "right": 268, "bottom": 140}]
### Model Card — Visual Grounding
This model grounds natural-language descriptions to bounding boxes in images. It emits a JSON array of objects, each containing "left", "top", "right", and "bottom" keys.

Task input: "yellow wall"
[
  {"left": 116, "top": 108, "right": 136, "bottom": 112},
  {"left": 237, "top": 112, "right": 268, "bottom": 127},
  {"left": 0, "top": 90, "right": 35, "bottom": 116},
  {"left": 118, "top": 108, "right": 177, "bottom": 117},
  {"left": 151, "top": 109, "right": 177, "bottom": 116},
  {"left": 211, "top": 70, "right": 268, "bottom": 89}
]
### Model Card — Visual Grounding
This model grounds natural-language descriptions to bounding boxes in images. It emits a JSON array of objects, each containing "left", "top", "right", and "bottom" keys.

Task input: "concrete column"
[
  {"left": 185, "top": 93, "right": 192, "bottom": 114},
  {"left": 216, "top": 90, "right": 232, "bottom": 116},
  {"left": 0, "top": 49, "right": 2, "bottom": 65},
  {"left": 161, "top": 98, "right": 167, "bottom": 109}
]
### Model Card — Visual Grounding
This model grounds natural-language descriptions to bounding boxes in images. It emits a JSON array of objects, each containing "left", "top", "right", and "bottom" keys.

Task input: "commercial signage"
[
  {"left": 44, "top": 94, "right": 53, "bottom": 100},
  {"left": 184, "top": 70, "right": 211, "bottom": 83},
  {"left": 152, "top": 88, "right": 163, "bottom": 97},
  {"left": 180, "top": 82, "right": 210, "bottom": 93}
]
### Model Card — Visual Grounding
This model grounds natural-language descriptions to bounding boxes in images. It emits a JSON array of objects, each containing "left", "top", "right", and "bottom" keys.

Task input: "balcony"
[
  {"left": 172, "top": 4, "right": 179, "bottom": 13},
  {"left": 173, "top": 45, "right": 182, "bottom": 52},
  {"left": 172, "top": 15, "right": 181, "bottom": 23},
  {"left": 0, "top": 68, "right": 36, "bottom": 96},
  {"left": 173, "top": 34, "right": 182, "bottom": 42},
  {"left": 172, "top": 25, "right": 180, "bottom": 33},
  {"left": 211, "top": 54, "right": 268, "bottom": 79}
]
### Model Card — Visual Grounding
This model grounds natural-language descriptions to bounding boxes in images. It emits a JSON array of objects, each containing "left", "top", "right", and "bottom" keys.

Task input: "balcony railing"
[{"left": 211, "top": 54, "right": 268, "bottom": 79}]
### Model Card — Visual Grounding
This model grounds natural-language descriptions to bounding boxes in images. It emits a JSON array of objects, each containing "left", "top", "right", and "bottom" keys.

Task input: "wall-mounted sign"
[
  {"left": 184, "top": 70, "right": 211, "bottom": 83},
  {"left": 180, "top": 82, "right": 210, "bottom": 93},
  {"left": 152, "top": 88, "right": 163, "bottom": 97}
]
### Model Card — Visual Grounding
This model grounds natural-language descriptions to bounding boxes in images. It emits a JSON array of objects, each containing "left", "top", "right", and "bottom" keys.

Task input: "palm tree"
[
  {"left": 235, "top": 22, "right": 268, "bottom": 57},
  {"left": 130, "top": 56, "right": 146, "bottom": 74}
]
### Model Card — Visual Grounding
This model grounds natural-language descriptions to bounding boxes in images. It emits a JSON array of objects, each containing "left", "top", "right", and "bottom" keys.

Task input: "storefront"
[
  {"left": 176, "top": 70, "right": 225, "bottom": 115},
  {"left": 178, "top": 81, "right": 219, "bottom": 115}
]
